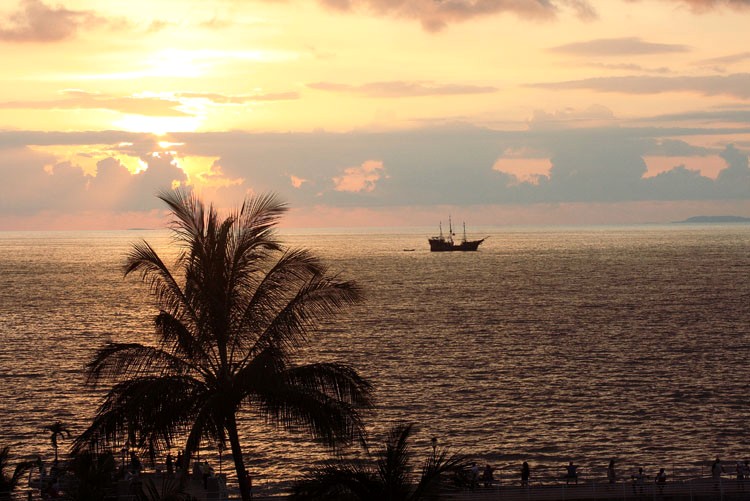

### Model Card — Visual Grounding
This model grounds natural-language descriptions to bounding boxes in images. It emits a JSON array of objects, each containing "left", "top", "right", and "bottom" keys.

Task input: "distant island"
[{"left": 674, "top": 215, "right": 750, "bottom": 224}]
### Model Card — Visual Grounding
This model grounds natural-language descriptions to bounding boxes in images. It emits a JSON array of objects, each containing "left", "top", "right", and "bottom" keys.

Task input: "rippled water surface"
[{"left": 1, "top": 225, "right": 749, "bottom": 493}]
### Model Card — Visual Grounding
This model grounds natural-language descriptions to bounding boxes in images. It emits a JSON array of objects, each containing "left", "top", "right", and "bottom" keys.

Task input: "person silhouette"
[
  {"left": 631, "top": 467, "right": 645, "bottom": 494},
  {"left": 521, "top": 462, "right": 530, "bottom": 487},
  {"left": 482, "top": 464, "right": 494, "bottom": 487},
  {"left": 607, "top": 459, "right": 616, "bottom": 485},
  {"left": 712, "top": 457, "right": 724, "bottom": 490},
  {"left": 656, "top": 468, "right": 666, "bottom": 494},
  {"left": 565, "top": 462, "right": 578, "bottom": 485}
]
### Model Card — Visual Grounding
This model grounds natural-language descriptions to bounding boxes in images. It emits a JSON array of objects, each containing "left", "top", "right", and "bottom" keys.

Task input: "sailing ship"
[{"left": 428, "top": 217, "right": 486, "bottom": 252}]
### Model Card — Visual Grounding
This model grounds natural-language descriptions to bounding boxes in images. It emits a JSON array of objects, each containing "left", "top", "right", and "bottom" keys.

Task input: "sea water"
[{"left": 1, "top": 225, "right": 749, "bottom": 494}]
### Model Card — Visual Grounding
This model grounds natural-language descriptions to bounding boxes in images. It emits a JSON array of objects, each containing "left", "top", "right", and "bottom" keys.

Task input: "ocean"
[{"left": 1, "top": 225, "right": 749, "bottom": 494}]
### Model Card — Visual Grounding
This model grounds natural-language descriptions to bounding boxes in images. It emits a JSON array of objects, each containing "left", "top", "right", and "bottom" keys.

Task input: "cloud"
[
  {"left": 652, "top": 0, "right": 750, "bottom": 12},
  {"left": 0, "top": 90, "right": 189, "bottom": 117},
  {"left": 308, "top": 81, "right": 497, "bottom": 97},
  {"left": 643, "top": 108, "right": 750, "bottom": 124},
  {"left": 529, "top": 73, "right": 750, "bottom": 99},
  {"left": 290, "top": 174, "right": 309, "bottom": 188},
  {"left": 333, "top": 160, "right": 387, "bottom": 192},
  {"left": 716, "top": 143, "right": 750, "bottom": 196},
  {"left": 264, "top": 0, "right": 750, "bottom": 31},
  {"left": 313, "top": 0, "right": 597, "bottom": 31},
  {"left": 694, "top": 51, "right": 750, "bottom": 72},
  {"left": 642, "top": 138, "right": 714, "bottom": 156},
  {"left": 588, "top": 62, "right": 671, "bottom": 74},
  {"left": 0, "top": 0, "right": 104, "bottom": 42},
  {"left": 528, "top": 105, "right": 617, "bottom": 130},
  {"left": 176, "top": 91, "right": 300, "bottom": 103},
  {"left": 549, "top": 37, "right": 690, "bottom": 56},
  {"left": 1, "top": 126, "right": 749, "bottom": 228},
  {"left": 0, "top": 135, "right": 201, "bottom": 219},
  {"left": 645, "top": 165, "right": 716, "bottom": 199}
]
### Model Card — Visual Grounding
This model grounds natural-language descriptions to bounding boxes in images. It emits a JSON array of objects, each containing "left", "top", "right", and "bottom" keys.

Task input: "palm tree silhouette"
[
  {"left": 0, "top": 446, "right": 38, "bottom": 499},
  {"left": 43, "top": 421, "right": 70, "bottom": 464},
  {"left": 292, "top": 423, "right": 470, "bottom": 500},
  {"left": 73, "top": 190, "right": 373, "bottom": 501}
]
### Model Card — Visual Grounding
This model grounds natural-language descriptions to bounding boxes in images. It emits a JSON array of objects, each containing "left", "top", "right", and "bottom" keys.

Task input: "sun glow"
[{"left": 114, "top": 114, "right": 203, "bottom": 135}]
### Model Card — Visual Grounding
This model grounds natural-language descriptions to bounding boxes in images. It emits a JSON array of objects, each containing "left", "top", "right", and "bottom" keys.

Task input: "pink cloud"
[
  {"left": 290, "top": 174, "right": 308, "bottom": 188},
  {"left": 332, "top": 160, "right": 386, "bottom": 192},
  {"left": 315, "top": 0, "right": 595, "bottom": 31},
  {"left": 0, "top": 0, "right": 103, "bottom": 42}
]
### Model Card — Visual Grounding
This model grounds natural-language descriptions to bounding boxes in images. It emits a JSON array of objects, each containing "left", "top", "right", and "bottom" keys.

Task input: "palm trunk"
[{"left": 227, "top": 414, "right": 251, "bottom": 501}]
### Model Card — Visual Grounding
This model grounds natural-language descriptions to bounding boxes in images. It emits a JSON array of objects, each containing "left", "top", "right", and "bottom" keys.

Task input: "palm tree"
[
  {"left": 136, "top": 476, "right": 198, "bottom": 501},
  {"left": 291, "top": 424, "right": 471, "bottom": 500},
  {"left": 64, "top": 451, "right": 116, "bottom": 501},
  {"left": 43, "top": 421, "right": 71, "bottom": 464},
  {"left": 72, "top": 189, "right": 373, "bottom": 501},
  {"left": 0, "top": 446, "right": 37, "bottom": 500}
]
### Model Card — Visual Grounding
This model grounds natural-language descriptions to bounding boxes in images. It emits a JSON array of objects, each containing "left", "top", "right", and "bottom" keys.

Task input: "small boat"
[{"left": 428, "top": 218, "right": 486, "bottom": 252}]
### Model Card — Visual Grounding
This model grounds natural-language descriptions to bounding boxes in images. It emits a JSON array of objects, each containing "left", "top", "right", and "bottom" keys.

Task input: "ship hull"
[{"left": 428, "top": 238, "right": 485, "bottom": 252}]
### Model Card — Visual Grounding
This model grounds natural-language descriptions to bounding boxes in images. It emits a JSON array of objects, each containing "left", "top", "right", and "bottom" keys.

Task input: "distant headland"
[{"left": 674, "top": 215, "right": 750, "bottom": 224}]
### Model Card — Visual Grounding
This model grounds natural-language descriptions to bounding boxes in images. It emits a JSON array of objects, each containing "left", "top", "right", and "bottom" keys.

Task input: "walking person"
[
  {"left": 712, "top": 457, "right": 724, "bottom": 490},
  {"left": 631, "top": 467, "right": 645, "bottom": 495},
  {"left": 655, "top": 468, "right": 667, "bottom": 494},
  {"left": 565, "top": 461, "right": 578, "bottom": 485},
  {"left": 481, "top": 464, "right": 494, "bottom": 487},
  {"left": 470, "top": 463, "right": 480, "bottom": 490},
  {"left": 521, "top": 462, "right": 530, "bottom": 487},
  {"left": 607, "top": 459, "right": 616, "bottom": 485}
]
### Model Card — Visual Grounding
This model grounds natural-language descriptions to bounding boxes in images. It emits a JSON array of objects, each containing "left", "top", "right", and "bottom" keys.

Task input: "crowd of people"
[{"left": 468, "top": 456, "right": 750, "bottom": 492}]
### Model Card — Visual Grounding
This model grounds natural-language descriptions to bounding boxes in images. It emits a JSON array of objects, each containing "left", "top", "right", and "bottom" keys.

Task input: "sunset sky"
[{"left": 1, "top": 0, "right": 749, "bottom": 229}]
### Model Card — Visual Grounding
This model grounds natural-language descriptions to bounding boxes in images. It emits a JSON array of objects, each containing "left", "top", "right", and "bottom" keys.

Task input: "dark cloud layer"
[
  {"left": 1, "top": 125, "right": 748, "bottom": 220},
  {"left": 0, "top": 91, "right": 189, "bottom": 117},
  {"left": 549, "top": 37, "right": 690, "bottom": 56},
  {"left": 529, "top": 73, "right": 750, "bottom": 99},
  {"left": 315, "top": 0, "right": 584, "bottom": 31},
  {"left": 307, "top": 81, "right": 497, "bottom": 97},
  {"left": 3, "top": 0, "right": 748, "bottom": 42},
  {"left": 259, "top": 0, "right": 750, "bottom": 30}
]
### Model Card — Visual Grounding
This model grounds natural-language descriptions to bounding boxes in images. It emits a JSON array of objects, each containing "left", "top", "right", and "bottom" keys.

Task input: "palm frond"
[
  {"left": 281, "top": 363, "right": 374, "bottom": 409},
  {"left": 73, "top": 375, "right": 205, "bottom": 455},
  {"left": 125, "top": 240, "right": 195, "bottom": 322},
  {"left": 413, "top": 443, "right": 470, "bottom": 499},
  {"left": 236, "top": 192, "right": 287, "bottom": 249},
  {"left": 376, "top": 424, "right": 413, "bottom": 498},
  {"left": 84, "top": 342, "right": 196, "bottom": 385},
  {"left": 154, "top": 313, "right": 215, "bottom": 376},
  {"left": 291, "top": 463, "right": 378, "bottom": 500},
  {"left": 246, "top": 266, "right": 363, "bottom": 362},
  {"left": 157, "top": 189, "right": 205, "bottom": 250},
  {"left": 247, "top": 363, "right": 372, "bottom": 449},
  {"left": 233, "top": 248, "right": 326, "bottom": 359},
  {"left": 0, "top": 447, "right": 36, "bottom": 494}
]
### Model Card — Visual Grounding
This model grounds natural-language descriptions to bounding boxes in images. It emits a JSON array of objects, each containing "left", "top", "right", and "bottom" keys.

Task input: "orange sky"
[{"left": 0, "top": 0, "right": 749, "bottom": 229}]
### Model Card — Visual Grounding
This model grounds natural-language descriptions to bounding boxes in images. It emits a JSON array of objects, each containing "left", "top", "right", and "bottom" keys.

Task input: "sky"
[{"left": 1, "top": 0, "right": 750, "bottom": 230}]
